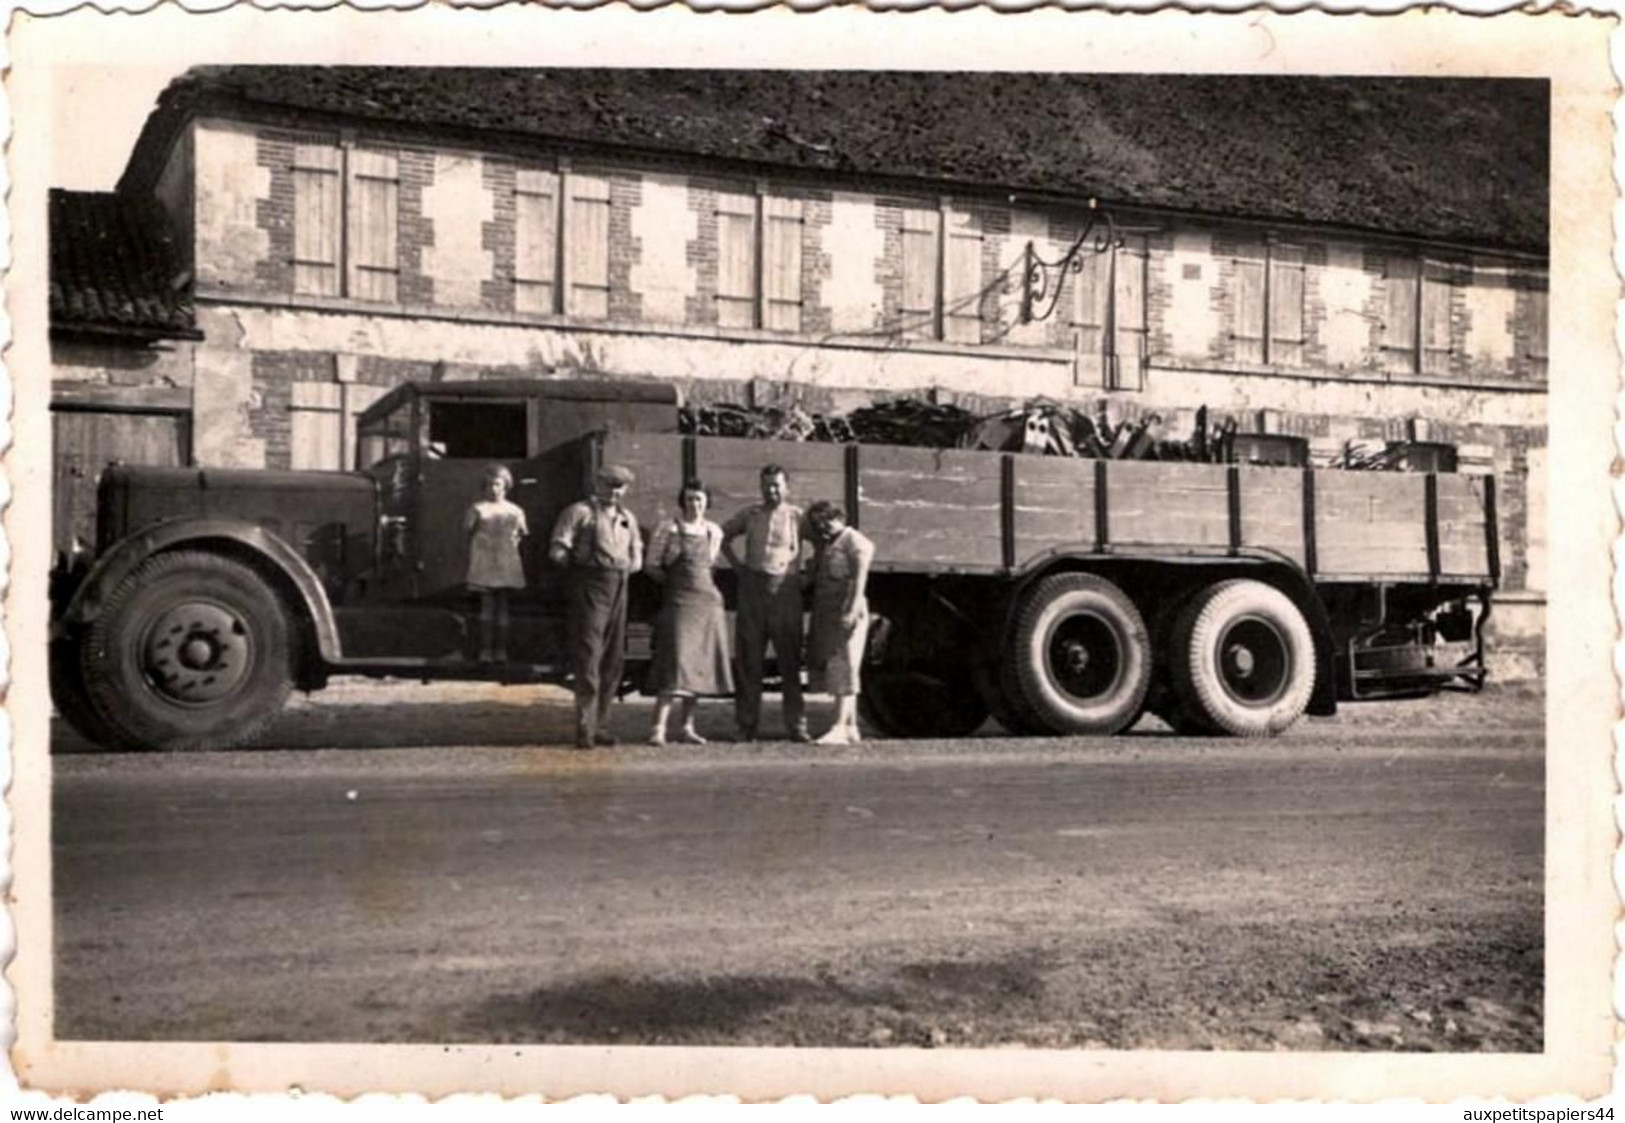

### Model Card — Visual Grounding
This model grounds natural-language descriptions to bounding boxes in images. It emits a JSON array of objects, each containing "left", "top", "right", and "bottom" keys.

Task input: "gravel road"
[{"left": 52, "top": 683, "right": 1543, "bottom": 1051}]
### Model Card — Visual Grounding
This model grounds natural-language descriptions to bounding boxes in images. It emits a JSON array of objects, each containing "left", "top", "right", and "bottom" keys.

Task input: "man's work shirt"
[
  {"left": 722, "top": 503, "right": 805, "bottom": 576},
  {"left": 551, "top": 499, "right": 643, "bottom": 571}
]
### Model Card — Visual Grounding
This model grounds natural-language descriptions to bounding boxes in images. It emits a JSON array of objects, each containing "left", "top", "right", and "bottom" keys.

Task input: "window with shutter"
[
  {"left": 1421, "top": 263, "right": 1454, "bottom": 375},
  {"left": 1269, "top": 245, "right": 1306, "bottom": 366},
  {"left": 290, "top": 383, "right": 345, "bottom": 471},
  {"left": 348, "top": 150, "right": 400, "bottom": 304},
  {"left": 762, "top": 195, "right": 803, "bottom": 333},
  {"left": 716, "top": 190, "right": 757, "bottom": 329},
  {"left": 1525, "top": 287, "right": 1548, "bottom": 379},
  {"left": 900, "top": 207, "right": 940, "bottom": 340},
  {"left": 292, "top": 143, "right": 342, "bottom": 297},
  {"left": 1072, "top": 242, "right": 1107, "bottom": 362},
  {"left": 1233, "top": 255, "right": 1267, "bottom": 364},
  {"left": 566, "top": 174, "right": 611, "bottom": 320},
  {"left": 944, "top": 209, "right": 983, "bottom": 344},
  {"left": 1383, "top": 256, "right": 1420, "bottom": 373},
  {"left": 1112, "top": 239, "right": 1148, "bottom": 390},
  {"left": 1071, "top": 235, "right": 1147, "bottom": 389},
  {"left": 514, "top": 169, "right": 559, "bottom": 315}
]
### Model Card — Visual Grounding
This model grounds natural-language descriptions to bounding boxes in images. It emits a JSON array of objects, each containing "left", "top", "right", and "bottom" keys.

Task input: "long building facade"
[{"left": 50, "top": 69, "right": 1549, "bottom": 677}]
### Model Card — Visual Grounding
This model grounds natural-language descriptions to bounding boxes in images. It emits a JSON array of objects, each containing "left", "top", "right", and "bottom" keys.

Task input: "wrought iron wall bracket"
[{"left": 1019, "top": 207, "right": 1120, "bottom": 325}]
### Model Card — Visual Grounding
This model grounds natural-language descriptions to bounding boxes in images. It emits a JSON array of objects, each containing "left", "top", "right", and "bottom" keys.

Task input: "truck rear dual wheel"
[
  {"left": 81, "top": 550, "right": 296, "bottom": 752},
  {"left": 1169, "top": 579, "right": 1315, "bottom": 737},
  {"left": 1007, "top": 573, "right": 1152, "bottom": 736}
]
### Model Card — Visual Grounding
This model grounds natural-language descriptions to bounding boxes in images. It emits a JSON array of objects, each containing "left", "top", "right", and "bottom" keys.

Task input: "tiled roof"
[
  {"left": 125, "top": 68, "right": 1548, "bottom": 254},
  {"left": 49, "top": 190, "right": 200, "bottom": 340}
]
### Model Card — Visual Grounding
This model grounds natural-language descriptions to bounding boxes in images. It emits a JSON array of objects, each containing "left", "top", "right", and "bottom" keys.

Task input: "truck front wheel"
[
  {"left": 81, "top": 550, "right": 297, "bottom": 752},
  {"left": 50, "top": 632, "right": 114, "bottom": 748},
  {"left": 1169, "top": 579, "right": 1314, "bottom": 737},
  {"left": 1008, "top": 573, "right": 1151, "bottom": 736}
]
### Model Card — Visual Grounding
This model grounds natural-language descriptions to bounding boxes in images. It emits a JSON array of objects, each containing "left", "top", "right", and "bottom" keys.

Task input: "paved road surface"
[{"left": 52, "top": 685, "right": 1543, "bottom": 1050}]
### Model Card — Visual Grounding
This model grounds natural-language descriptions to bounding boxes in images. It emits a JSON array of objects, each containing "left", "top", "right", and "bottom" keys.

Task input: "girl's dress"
[
  {"left": 648, "top": 519, "right": 734, "bottom": 696},
  {"left": 465, "top": 499, "right": 529, "bottom": 590},
  {"left": 808, "top": 526, "right": 873, "bottom": 695}
]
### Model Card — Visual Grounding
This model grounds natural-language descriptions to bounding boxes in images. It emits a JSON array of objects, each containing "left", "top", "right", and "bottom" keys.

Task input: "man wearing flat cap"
[{"left": 550, "top": 464, "right": 643, "bottom": 748}]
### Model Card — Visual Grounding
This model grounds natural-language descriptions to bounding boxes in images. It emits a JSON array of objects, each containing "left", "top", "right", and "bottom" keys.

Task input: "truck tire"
[
  {"left": 50, "top": 633, "right": 114, "bottom": 748},
  {"left": 859, "top": 670, "right": 989, "bottom": 739},
  {"left": 81, "top": 550, "right": 297, "bottom": 752},
  {"left": 1008, "top": 573, "right": 1151, "bottom": 736},
  {"left": 977, "top": 660, "right": 1047, "bottom": 736},
  {"left": 1169, "top": 579, "right": 1314, "bottom": 737}
]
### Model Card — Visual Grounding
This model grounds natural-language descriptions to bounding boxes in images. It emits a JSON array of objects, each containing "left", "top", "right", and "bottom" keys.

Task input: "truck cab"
[{"left": 52, "top": 378, "right": 679, "bottom": 752}]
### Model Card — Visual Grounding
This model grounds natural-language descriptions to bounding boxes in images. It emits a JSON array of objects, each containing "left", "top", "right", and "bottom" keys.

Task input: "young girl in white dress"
[{"left": 464, "top": 464, "right": 528, "bottom": 662}]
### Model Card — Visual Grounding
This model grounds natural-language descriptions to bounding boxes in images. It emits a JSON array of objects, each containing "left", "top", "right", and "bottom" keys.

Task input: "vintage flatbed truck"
[{"left": 49, "top": 377, "right": 1497, "bottom": 752}]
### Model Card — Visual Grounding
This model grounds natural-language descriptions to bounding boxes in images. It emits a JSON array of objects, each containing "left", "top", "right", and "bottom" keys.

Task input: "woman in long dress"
[
  {"left": 646, "top": 480, "right": 735, "bottom": 745},
  {"left": 805, "top": 500, "right": 876, "bottom": 745}
]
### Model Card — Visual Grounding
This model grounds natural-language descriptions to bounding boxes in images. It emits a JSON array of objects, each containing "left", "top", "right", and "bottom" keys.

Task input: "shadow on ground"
[{"left": 465, "top": 952, "right": 1053, "bottom": 1048}]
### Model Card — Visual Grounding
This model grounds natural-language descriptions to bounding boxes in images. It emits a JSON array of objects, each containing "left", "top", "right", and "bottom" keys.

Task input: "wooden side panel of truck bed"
[{"left": 597, "top": 433, "right": 1495, "bottom": 585}]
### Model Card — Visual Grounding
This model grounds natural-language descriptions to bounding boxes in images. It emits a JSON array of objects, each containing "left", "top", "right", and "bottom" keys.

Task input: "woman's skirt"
[
  {"left": 649, "top": 582, "right": 735, "bottom": 696},
  {"left": 808, "top": 598, "right": 870, "bottom": 696}
]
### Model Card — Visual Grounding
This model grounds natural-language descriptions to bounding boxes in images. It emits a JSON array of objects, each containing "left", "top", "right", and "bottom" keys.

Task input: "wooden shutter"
[
  {"left": 1070, "top": 240, "right": 1108, "bottom": 385},
  {"left": 514, "top": 169, "right": 558, "bottom": 315},
  {"left": 347, "top": 149, "right": 399, "bottom": 303},
  {"left": 290, "top": 383, "right": 344, "bottom": 470},
  {"left": 1233, "top": 254, "right": 1266, "bottom": 364},
  {"left": 1421, "top": 262, "right": 1454, "bottom": 375},
  {"left": 1113, "top": 237, "right": 1148, "bottom": 390},
  {"left": 763, "top": 194, "right": 803, "bottom": 333},
  {"left": 900, "top": 206, "right": 940, "bottom": 340},
  {"left": 1269, "top": 245, "right": 1306, "bottom": 366},
  {"left": 1383, "top": 256, "right": 1419, "bottom": 372},
  {"left": 944, "top": 209, "right": 983, "bottom": 344},
  {"left": 716, "top": 190, "right": 757, "bottom": 329},
  {"left": 566, "top": 173, "right": 611, "bottom": 320},
  {"left": 292, "top": 143, "right": 342, "bottom": 297},
  {"left": 1524, "top": 287, "right": 1548, "bottom": 381},
  {"left": 1526, "top": 288, "right": 1548, "bottom": 360}
]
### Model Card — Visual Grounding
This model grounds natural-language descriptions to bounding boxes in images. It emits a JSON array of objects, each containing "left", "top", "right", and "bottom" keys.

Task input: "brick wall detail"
[
  {"left": 607, "top": 173, "right": 644, "bottom": 323},
  {"left": 481, "top": 159, "right": 518, "bottom": 314},
  {"left": 253, "top": 131, "right": 302, "bottom": 294},
  {"left": 684, "top": 179, "right": 723, "bottom": 327},
  {"left": 799, "top": 189, "right": 835, "bottom": 336},
  {"left": 396, "top": 148, "right": 436, "bottom": 307}
]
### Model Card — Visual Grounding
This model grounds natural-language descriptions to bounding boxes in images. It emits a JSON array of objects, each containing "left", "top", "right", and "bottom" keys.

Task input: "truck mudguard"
[{"left": 62, "top": 517, "right": 344, "bottom": 663}]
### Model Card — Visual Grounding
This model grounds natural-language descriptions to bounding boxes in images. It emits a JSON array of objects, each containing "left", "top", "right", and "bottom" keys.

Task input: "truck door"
[{"left": 412, "top": 395, "right": 534, "bottom": 603}]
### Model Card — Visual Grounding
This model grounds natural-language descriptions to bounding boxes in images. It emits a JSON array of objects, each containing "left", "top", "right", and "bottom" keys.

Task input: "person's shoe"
[
  {"left": 678, "top": 727, "right": 707, "bottom": 745},
  {"left": 814, "top": 728, "right": 852, "bottom": 746},
  {"left": 789, "top": 724, "right": 813, "bottom": 743},
  {"left": 594, "top": 732, "right": 618, "bottom": 747},
  {"left": 649, "top": 731, "right": 668, "bottom": 747},
  {"left": 735, "top": 726, "right": 758, "bottom": 743},
  {"left": 575, "top": 733, "right": 595, "bottom": 750}
]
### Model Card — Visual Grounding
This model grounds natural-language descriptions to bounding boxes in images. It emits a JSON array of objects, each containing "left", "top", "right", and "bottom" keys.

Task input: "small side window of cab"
[{"left": 423, "top": 399, "right": 529, "bottom": 460}]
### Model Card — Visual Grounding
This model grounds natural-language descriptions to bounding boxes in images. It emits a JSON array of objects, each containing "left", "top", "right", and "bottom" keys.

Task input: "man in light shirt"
[
  {"left": 721, "top": 464, "right": 810, "bottom": 742},
  {"left": 550, "top": 464, "right": 643, "bottom": 749}
]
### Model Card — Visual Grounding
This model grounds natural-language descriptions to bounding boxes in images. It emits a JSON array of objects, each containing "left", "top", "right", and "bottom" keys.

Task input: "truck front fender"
[{"left": 63, "top": 518, "right": 343, "bottom": 662}]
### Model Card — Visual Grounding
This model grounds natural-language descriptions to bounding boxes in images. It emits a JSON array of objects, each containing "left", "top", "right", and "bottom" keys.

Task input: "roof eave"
[{"left": 51, "top": 320, "right": 204, "bottom": 344}]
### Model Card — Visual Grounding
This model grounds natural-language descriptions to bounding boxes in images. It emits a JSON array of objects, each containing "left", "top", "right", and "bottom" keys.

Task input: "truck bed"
[{"left": 598, "top": 433, "right": 1497, "bottom": 586}]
